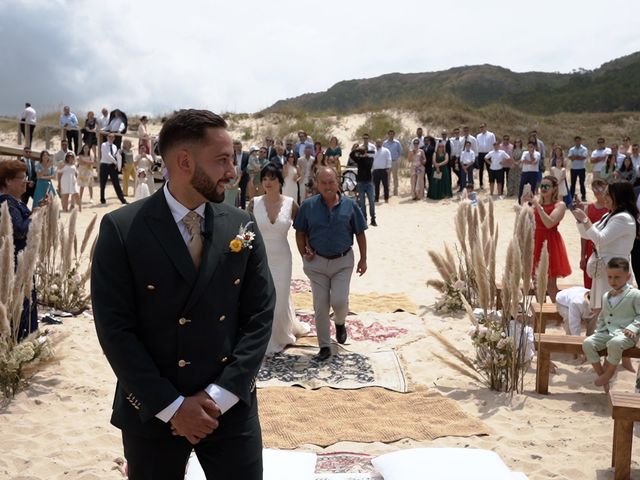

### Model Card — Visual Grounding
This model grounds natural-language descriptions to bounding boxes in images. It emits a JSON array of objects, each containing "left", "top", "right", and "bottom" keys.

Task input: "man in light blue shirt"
[
  {"left": 568, "top": 136, "right": 588, "bottom": 202},
  {"left": 59, "top": 105, "right": 80, "bottom": 154},
  {"left": 383, "top": 129, "right": 403, "bottom": 196}
]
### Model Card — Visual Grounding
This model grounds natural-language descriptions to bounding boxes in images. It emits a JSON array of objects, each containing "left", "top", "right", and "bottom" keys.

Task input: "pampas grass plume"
[
  {"left": 80, "top": 214, "right": 97, "bottom": 255},
  {"left": 536, "top": 240, "right": 549, "bottom": 305}
]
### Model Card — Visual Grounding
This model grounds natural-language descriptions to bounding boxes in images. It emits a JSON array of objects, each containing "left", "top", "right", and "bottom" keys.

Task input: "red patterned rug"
[{"left": 297, "top": 313, "right": 408, "bottom": 343}]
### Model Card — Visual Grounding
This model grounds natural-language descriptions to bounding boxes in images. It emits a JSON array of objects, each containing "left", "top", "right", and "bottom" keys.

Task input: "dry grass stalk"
[
  {"left": 472, "top": 246, "right": 491, "bottom": 314},
  {"left": 520, "top": 211, "right": 534, "bottom": 296},
  {"left": 488, "top": 198, "right": 495, "bottom": 237},
  {"left": 429, "top": 329, "right": 482, "bottom": 378},
  {"left": 501, "top": 264, "right": 512, "bottom": 320},
  {"left": 477, "top": 198, "right": 487, "bottom": 222},
  {"left": 426, "top": 279, "right": 446, "bottom": 292},
  {"left": 455, "top": 204, "right": 467, "bottom": 254},
  {"left": 0, "top": 203, "right": 12, "bottom": 240},
  {"left": 428, "top": 251, "right": 454, "bottom": 282},
  {"left": 444, "top": 244, "right": 457, "bottom": 279},
  {"left": 0, "top": 236, "right": 15, "bottom": 307},
  {"left": 80, "top": 214, "right": 97, "bottom": 255},
  {"left": 431, "top": 351, "right": 485, "bottom": 383},
  {"left": 536, "top": 241, "right": 549, "bottom": 305},
  {"left": 0, "top": 303, "right": 8, "bottom": 336},
  {"left": 510, "top": 240, "right": 523, "bottom": 319}
]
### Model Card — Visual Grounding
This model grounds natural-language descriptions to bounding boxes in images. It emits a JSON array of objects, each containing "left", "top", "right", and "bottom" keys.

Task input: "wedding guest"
[
  {"left": 119, "top": 139, "right": 137, "bottom": 197},
  {"left": 99, "top": 133, "right": 127, "bottom": 205},
  {"left": 0, "top": 160, "right": 39, "bottom": 340},
  {"left": 484, "top": 141, "right": 510, "bottom": 197},
  {"left": 556, "top": 287, "right": 592, "bottom": 336},
  {"left": 137, "top": 115, "right": 151, "bottom": 154},
  {"left": 583, "top": 257, "right": 640, "bottom": 390},
  {"left": 134, "top": 144, "right": 155, "bottom": 195},
  {"left": 60, "top": 152, "right": 81, "bottom": 212},
  {"left": 427, "top": 142, "right": 452, "bottom": 200},
  {"left": 572, "top": 180, "right": 638, "bottom": 314},
  {"left": 617, "top": 156, "right": 636, "bottom": 183},
  {"left": 550, "top": 147, "right": 571, "bottom": 205},
  {"left": 600, "top": 153, "right": 618, "bottom": 181},
  {"left": 568, "top": 136, "right": 589, "bottom": 202},
  {"left": 372, "top": 138, "right": 392, "bottom": 203},
  {"left": 522, "top": 175, "right": 571, "bottom": 301},
  {"left": 590, "top": 138, "right": 611, "bottom": 178},
  {"left": 77, "top": 144, "right": 95, "bottom": 205},
  {"left": 459, "top": 140, "right": 475, "bottom": 192},
  {"left": 134, "top": 168, "right": 151, "bottom": 201},
  {"left": 294, "top": 166, "right": 368, "bottom": 360},
  {"left": 506, "top": 138, "right": 523, "bottom": 197},
  {"left": 282, "top": 153, "right": 301, "bottom": 200},
  {"left": 33, "top": 150, "right": 56, "bottom": 208},
  {"left": 350, "top": 136, "right": 376, "bottom": 225},
  {"left": 223, "top": 154, "right": 242, "bottom": 207},
  {"left": 53, "top": 139, "right": 75, "bottom": 192},
  {"left": 82, "top": 111, "right": 99, "bottom": 158},
  {"left": 20, "top": 146, "right": 36, "bottom": 206},
  {"left": 579, "top": 179, "right": 609, "bottom": 290},
  {"left": 59, "top": 105, "right": 80, "bottom": 154},
  {"left": 19, "top": 102, "right": 36, "bottom": 148},
  {"left": 519, "top": 141, "right": 540, "bottom": 203},
  {"left": 383, "top": 130, "right": 403, "bottom": 196},
  {"left": 409, "top": 139, "right": 426, "bottom": 200}
]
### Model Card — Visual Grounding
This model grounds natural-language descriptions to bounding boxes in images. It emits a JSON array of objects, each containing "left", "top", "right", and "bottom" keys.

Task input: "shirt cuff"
[
  {"left": 155, "top": 396, "right": 184, "bottom": 423},
  {"left": 205, "top": 384, "right": 240, "bottom": 414}
]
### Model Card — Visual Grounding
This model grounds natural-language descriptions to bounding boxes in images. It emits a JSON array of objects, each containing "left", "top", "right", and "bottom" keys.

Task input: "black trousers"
[
  {"left": 570, "top": 168, "right": 586, "bottom": 200},
  {"left": 65, "top": 129, "right": 80, "bottom": 154},
  {"left": 476, "top": 153, "right": 487, "bottom": 187},
  {"left": 239, "top": 172, "right": 249, "bottom": 209},
  {"left": 372, "top": 169, "right": 389, "bottom": 201},
  {"left": 99, "top": 163, "right": 126, "bottom": 204},
  {"left": 20, "top": 123, "right": 35, "bottom": 148},
  {"left": 122, "top": 415, "right": 262, "bottom": 480}
]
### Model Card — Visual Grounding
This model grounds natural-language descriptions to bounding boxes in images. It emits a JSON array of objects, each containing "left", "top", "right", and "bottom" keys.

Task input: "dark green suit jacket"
[{"left": 91, "top": 189, "right": 274, "bottom": 438}]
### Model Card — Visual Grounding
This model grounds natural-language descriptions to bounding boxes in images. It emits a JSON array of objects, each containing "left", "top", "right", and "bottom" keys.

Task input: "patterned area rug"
[
  {"left": 315, "top": 452, "right": 376, "bottom": 474},
  {"left": 296, "top": 312, "right": 410, "bottom": 343},
  {"left": 258, "top": 347, "right": 409, "bottom": 392},
  {"left": 258, "top": 387, "right": 490, "bottom": 449}
]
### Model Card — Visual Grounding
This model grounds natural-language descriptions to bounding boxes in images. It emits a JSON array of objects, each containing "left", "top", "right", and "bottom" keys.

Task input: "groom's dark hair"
[{"left": 158, "top": 109, "right": 227, "bottom": 158}]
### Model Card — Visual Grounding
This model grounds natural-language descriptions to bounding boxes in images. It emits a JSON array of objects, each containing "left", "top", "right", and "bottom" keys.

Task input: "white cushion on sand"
[
  {"left": 184, "top": 448, "right": 317, "bottom": 480},
  {"left": 371, "top": 448, "right": 526, "bottom": 480}
]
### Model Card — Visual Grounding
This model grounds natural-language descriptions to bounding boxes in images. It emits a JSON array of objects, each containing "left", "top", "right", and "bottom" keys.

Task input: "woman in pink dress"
[{"left": 409, "top": 139, "right": 426, "bottom": 200}]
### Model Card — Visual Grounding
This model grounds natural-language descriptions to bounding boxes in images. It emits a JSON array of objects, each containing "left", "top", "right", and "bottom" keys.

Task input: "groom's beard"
[{"left": 191, "top": 163, "right": 225, "bottom": 203}]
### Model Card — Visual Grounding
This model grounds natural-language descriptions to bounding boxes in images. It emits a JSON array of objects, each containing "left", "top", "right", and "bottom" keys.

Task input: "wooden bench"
[
  {"left": 530, "top": 302, "right": 563, "bottom": 333},
  {"left": 535, "top": 334, "right": 640, "bottom": 394},
  {"left": 609, "top": 391, "right": 640, "bottom": 479}
]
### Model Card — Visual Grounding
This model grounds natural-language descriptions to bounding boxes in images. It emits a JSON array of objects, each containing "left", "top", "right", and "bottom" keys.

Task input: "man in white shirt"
[
  {"left": 590, "top": 137, "right": 610, "bottom": 175},
  {"left": 476, "top": 123, "right": 496, "bottom": 190},
  {"left": 630, "top": 144, "right": 640, "bottom": 173},
  {"left": 461, "top": 125, "right": 478, "bottom": 185},
  {"left": 383, "top": 129, "right": 403, "bottom": 197},
  {"left": 372, "top": 138, "right": 392, "bottom": 203},
  {"left": 459, "top": 140, "right": 476, "bottom": 190},
  {"left": 519, "top": 141, "right": 540, "bottom": 203},
  {"left": 611, "top": 144, "right": 627, "bottom": 170},
  {"left": 99, "top": 133, "right": 127, "bottom": 205},
  {"left": 568, "top": 136, "right": 589, "bottom": 202},
  {"left": 484, "top": 142, "right": 511, "bottom": 196},
  {"left": 19, "top": 102, "right": 37, "bottom": 148},
  {"left": 556, "top": 287, "right": 593, "bottom": 335},
  {"left": 449, "top": 127, "right": 464, "bottom": 192}
]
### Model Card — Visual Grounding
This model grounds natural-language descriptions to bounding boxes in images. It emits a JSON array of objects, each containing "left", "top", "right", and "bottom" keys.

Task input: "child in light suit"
[{"left": 583, "top": 257, "right": 640, "bottom": 391}]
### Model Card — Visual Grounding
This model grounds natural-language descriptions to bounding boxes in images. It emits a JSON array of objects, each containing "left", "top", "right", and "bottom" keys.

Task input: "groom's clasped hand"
[{"left": 169, "top": 391, "right": 221, "bottom": 445}]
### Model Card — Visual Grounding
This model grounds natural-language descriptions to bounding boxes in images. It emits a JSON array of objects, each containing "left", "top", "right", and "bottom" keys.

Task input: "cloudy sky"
[{"left": 1, "top": 0, "right": 638, "bottom": 117}]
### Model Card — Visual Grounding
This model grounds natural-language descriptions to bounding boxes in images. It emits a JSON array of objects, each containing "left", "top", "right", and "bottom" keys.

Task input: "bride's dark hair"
[{"left": 260, "top": 163, "right": 284, "bottom": 187}]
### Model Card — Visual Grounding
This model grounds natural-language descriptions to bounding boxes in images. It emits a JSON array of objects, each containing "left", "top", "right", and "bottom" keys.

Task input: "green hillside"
[{"left": 265, "top": 52, "right": 640, "bottom": 115}]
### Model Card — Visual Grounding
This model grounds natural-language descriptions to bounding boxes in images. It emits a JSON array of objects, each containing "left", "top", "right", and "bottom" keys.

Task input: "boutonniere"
[{"left": 229, "top": 222, "right": 255, "bottom": 253}]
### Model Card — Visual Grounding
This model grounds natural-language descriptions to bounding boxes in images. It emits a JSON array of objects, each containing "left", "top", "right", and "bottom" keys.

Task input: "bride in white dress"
[{"left": 249, "top": 164, "right": 310, "bottom": 354}]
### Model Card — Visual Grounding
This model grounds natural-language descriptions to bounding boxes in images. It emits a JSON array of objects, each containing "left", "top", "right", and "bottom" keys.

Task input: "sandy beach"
[{"left": 1, "top": 118, "right": 638, "bottom": 480}]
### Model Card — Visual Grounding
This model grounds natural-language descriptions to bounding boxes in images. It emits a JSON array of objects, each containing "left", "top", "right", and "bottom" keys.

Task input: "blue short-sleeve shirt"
[{"left": 293, "top": 194, "right": 367, "bottom": 257}]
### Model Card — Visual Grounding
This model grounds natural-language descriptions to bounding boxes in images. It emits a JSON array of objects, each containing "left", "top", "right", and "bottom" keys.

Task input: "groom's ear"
[{"left": 175, "top": 148, "right": 194, "bottom": 175}]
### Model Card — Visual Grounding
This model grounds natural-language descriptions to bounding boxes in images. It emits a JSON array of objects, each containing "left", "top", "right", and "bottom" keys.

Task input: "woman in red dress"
[
  {"left": 525, "top": 175, "right": 572, "bottom": 301},
  {"left": 579, "top": 178, "right": 609, "bottom": 288}
]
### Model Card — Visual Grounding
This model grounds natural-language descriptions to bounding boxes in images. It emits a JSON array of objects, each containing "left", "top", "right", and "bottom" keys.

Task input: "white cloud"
[{"left": 0, "top": 0, "right": 638, "bottom": 117}]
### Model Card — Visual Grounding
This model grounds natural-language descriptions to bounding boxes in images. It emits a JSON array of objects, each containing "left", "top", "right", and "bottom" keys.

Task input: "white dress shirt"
[
  {"left": 21, "top": 106, "right": 37, "bottom": 124},
  {"left": 521, "top": 151, "right": 540, "bottom": 172},
  {"left": 476, "top": 131, "right": 496, "bottom": 153},
  {"left": 555, "top": 287, "right": 591, "bottom": 335},
  {"left": 372, "top": 146, "right": 392, "bottom": 170},
  {"left": 155, "top": 184, "right": 240, "bottom": 423}
]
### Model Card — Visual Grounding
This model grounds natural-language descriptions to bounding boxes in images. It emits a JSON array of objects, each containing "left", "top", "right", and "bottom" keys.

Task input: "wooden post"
[
  {"left": 17, "top": 122, "right": 23, "bottom": 146},
  {"left": 613, "top": 419, "right": 633, "bottom": 480},
  {"left": 535, "top": 346, "right": 550, "bottom": 394}
]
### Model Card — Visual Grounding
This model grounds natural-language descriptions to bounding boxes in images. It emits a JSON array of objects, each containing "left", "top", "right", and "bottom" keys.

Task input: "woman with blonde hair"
[{"left": 523, "top": 174, "right": 571, "bottom": 301}]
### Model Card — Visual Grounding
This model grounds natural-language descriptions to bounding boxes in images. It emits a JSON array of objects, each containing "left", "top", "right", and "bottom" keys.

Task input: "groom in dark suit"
[{"left": 92, "top": 109, "right": 275, "bottom": 480}]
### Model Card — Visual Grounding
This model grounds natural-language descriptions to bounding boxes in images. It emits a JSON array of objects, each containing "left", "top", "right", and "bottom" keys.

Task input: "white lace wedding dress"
[{"left": 254, "top": 195, "right": 309, "bottom": 354}]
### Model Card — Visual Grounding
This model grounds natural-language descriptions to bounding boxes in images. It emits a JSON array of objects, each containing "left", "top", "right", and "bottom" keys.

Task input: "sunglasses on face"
[{"left": 540, "top": 184, "right": 553, "bottom": 190}]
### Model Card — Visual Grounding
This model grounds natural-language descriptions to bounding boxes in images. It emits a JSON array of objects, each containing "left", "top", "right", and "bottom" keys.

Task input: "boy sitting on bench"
[{"left": 583, "top": 257, "right": 640, "bottom": 391}]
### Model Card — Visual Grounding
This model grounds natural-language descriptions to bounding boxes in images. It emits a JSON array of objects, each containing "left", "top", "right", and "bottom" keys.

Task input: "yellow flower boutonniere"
[{"left": 229, "top": 222, "right": 255, "bottom": 253}]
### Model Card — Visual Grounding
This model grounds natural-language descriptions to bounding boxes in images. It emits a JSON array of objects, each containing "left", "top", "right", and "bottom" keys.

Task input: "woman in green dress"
[{"left": 427, "top": 142, "right": 452, "bottom": 200}]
